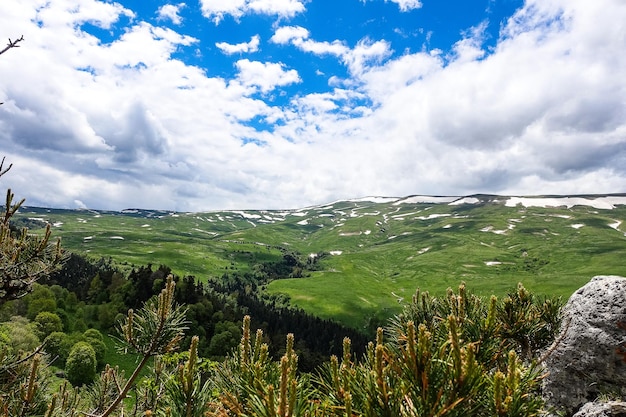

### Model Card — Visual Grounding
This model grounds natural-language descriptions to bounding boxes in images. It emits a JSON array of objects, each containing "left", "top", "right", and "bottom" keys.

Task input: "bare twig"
[
  {"left": 0, "top": 35, "right": 24, "bottom": 56},
  {"left": 0, "top": 157, "right": 13, "bottom": 178}
]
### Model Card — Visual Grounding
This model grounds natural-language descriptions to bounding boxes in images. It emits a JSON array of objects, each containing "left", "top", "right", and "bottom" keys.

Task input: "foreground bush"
[
  {"left": 0, "top": 280, "right": 561, "bottom": 416},
  {"left": 205, "top": 283, "right": 559, "bottom": 417}
]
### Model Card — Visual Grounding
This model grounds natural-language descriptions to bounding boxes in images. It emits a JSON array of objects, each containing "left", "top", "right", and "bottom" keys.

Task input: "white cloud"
[
  {"left": 297, "top": 38, "right": 349, "bottom": 57},
  {"left": 247, "top": 0, "right": 305, "bottom": 16},
  {"left": 1, "top": 0, "right": 626, "bottom": 212},
  {"left": 216, "top": 35, "right": 261, "bottom": 54},
  {"left": 342, "top": 38, "right": 392, "bottom": 76},
  {"left": 387, "top": 0, "right": 422, "bottom": 12},
  {"left": 234, "top": 59, "right": 301, "bottom": 93},
  {"left": 200, "top": 0, "right": 305, "bottom": 23},
  {"left": 270, "top": 25, "right": 309, "bottom": 44},
  {"left": 157, "top": 3, "right": 186, "bottom": 25},
  {"left": 272, "top": 27, "right": 391, "bottom": 76}
]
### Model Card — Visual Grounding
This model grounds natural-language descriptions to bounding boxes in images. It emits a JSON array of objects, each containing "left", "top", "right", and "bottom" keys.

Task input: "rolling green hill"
[{"left": 14, "top": 194, "right": 626, "bottom": 329}]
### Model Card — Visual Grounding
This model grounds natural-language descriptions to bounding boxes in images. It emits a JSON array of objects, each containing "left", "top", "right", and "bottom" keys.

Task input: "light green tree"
[
  {"left": 66, "top": 341, "right": 97, "bottom": 386},
  {"left": 34, "top": 311, "right": 63, "bottom": 339}
]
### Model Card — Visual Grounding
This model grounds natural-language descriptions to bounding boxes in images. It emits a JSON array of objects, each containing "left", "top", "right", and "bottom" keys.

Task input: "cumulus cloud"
[
  {"left": 270, "top": 25, "right": 309, "bottom": 44},
  {"left": 157, "top": 3, "right": 186, "bottom": 25},
  {"left": 234, "top": 59, "right": 301, "bottom": 93},
  {"left": 216, "top": 35, "right": 261, "bottom": 54},
  {"left": 200, "top": 0, "right": 305, "bottom": 23},
  {"left": 271, "top": 27, "right": 391, "bottom": 75}
]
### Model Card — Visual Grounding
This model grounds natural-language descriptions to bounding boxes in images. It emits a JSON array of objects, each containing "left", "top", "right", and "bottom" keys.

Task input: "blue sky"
[{"left": 0, "top": 0, "right": 625, "bottom": 211}]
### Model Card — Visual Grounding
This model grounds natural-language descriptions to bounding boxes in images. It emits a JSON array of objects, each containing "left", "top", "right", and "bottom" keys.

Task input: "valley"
[{"left": 15, "top": 194, "right": 626, "bottom": 329}]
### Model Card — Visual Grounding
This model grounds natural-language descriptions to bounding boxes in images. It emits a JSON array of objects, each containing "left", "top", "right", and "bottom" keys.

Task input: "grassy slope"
[{"left": 17, "top": 197, "right": 626, "bottom": 329}]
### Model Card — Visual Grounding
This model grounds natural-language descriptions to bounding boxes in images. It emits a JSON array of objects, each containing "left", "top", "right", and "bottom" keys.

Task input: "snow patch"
[
  {"left": 192, "top": 228, "right": 218, "bottom": 236},
  {"left": 339, "top": 231, "right": 361, "bottom": 236},
  {"left": 505, "top": 196, "right": 626, "bottom": 210},
  {"left": 110, "top": 236, "right": 124, "bottom": 240},
  {"left": 480, "top": 224, "right": 514, "bottom": 234},
  {"left": 571, "top": 224, "right": 585, "bottom": 229},
  {"left": 231, "top": 210, "right": 262, "bottom": 219},
  {"left": 417, "top": 213, "right": 451, "bottom": 220},
  {"left": 449, "top": 197, "right": 480, "bottom": 205},
  {"left": 348, "top": 196, "right": 399, "bottom": 203},
  {"left": 485, "top": 261, "right": 502, "bottom": 266},
  {"left": 394, "top": 196, "right": 458, "bottom": 205},
  {"left": 329, "top": 251, "right": 343, "bottom": 255}
]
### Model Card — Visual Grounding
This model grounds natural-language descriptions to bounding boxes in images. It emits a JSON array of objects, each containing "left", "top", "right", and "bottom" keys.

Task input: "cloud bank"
[{"left": 0, "top": 0, "right": 625, "bottom": 211}]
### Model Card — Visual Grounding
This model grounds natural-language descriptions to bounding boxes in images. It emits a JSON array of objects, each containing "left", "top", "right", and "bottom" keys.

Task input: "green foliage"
[
  {"left": 207, "top": 316, "right": 316, "bottom": 417},
  {"left": 0, "top": 351, "right": 49, "bottom": 416},
  {"left": 89, "top": 275, "right": 188, "bottom": 416},
  {"left": 26, "top": 284, "right": 58, "bottom": 319},
  {"left": 163, "top": 336, "right": 214, "bottom": 417},
  {"left": 203, "top": 284, "right": 556, "bottom": 416},
  {"left": 84, "top": 328, "right": 104, "bottom": 341},
  {"left": 2, "top": 274, "right": 563, "bottom": 416},
  {"left": 0, "top": 316, "right": 40, "bottom": 353},
  {"left": 43, "top": 331, "right": 73, "bottom": 367},
  {"left": 66, "top": 341, "right": 97, "bottom": 386},
  {"left": 35, "top": 311, "right": 63, "bottom": 338},
  {"left": 83, "top": 329, "right": 107, "bottom": 369},
  {"left": 1, "top": 157, "right": 64, "bottom": 303},
  {"left": 208, "top": 320, "right": 241, "bottom": 358},
  {"left": 87, "top": 337, "right": 107, "bottom": 370}
]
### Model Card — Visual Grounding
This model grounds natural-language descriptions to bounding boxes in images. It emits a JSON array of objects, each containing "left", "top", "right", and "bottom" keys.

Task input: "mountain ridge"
[{"left": 18, "top": 192, "right": 626, "bottom": 217}]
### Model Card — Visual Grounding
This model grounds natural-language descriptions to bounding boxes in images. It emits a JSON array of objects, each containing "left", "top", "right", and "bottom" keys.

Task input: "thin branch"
[
  {"left": 0, "top": 35, "right": 24, "bottom": 56},
  {"left": 0, "top": 157, "right": 13, "bottom": 178}
]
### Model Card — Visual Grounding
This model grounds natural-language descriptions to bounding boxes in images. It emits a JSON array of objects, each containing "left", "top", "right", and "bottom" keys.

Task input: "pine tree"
[{"left": 0, "top": 157, "right": 64, "bottom": 302}]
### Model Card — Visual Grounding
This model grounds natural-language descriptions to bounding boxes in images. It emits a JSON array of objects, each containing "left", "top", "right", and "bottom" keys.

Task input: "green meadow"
[{"left": 16, "top": 195, "right": 626, "bottom": 329}]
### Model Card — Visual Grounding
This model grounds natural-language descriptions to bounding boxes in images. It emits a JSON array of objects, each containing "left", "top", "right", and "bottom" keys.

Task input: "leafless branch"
[{"left": 0, "top": 35, "right": 24, "bottom": 56}]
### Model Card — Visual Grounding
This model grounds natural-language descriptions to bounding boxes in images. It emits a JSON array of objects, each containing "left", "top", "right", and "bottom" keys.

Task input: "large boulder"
[{"left": 542, "top": 275, "right": 626, "bottom": 416}]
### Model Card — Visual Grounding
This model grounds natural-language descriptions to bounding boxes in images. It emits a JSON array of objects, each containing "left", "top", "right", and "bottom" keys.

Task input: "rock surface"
[
  {"left": 542, "top": 275, "right": 626, "bottom": 416},
  {"left": 572, "top": 401, "right": 626, "bottom": 417}
]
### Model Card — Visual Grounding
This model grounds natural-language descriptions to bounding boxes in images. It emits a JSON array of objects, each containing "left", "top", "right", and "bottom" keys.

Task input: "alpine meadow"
[{"left": 13, "top": 194, "right": 626, "bottom": 329}]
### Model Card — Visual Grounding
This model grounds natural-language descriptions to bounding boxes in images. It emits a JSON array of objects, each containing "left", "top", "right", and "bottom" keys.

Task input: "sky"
[{"left": 0, "top": 0, "right": 625, "bottom": 212}]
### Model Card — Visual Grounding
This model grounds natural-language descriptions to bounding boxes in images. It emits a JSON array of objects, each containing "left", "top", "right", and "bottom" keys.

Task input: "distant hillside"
[{"left": 15, "top": 194, "right": 626, "bottom": 329}]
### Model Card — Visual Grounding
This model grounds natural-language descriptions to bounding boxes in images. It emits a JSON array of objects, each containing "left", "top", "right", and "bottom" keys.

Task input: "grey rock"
[
  {"left": 542, "top": 275, "right": 626, "bottom": 416},
  {"left": 571, "top": 401, "right": 626, "bottom": 417}
]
